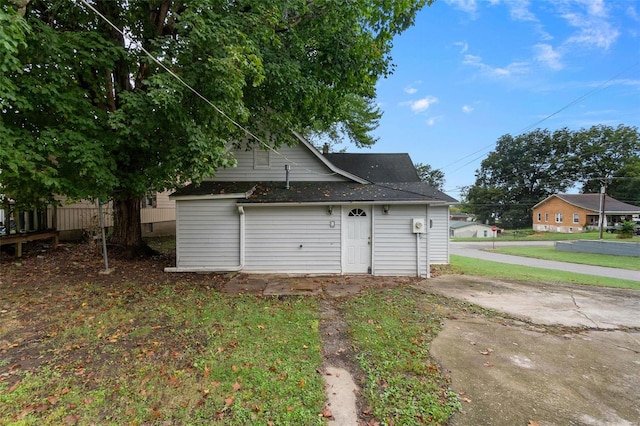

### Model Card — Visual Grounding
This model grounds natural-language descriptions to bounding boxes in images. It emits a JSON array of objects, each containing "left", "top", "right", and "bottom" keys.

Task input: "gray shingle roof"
[
  {"left": 172, "top": 181, "right": 457, "bottom": 204},
  {"left": 551, "top": 194, "right": 640, "bottom": 213},
  {"left": 171, "top": 181, "right": 256, "bottom": 198},
  {"left": 323, "top": 153, "right": 420, "bottom": 182}
]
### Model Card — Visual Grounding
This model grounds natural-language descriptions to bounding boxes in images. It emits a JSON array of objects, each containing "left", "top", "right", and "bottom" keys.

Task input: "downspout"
[
  {"left": 238, "top": 205, "right": 245, "bottom": 268},
  {"left": 416, "top": 232, "right": 420, "bottom": 277},
  {"left": 426, "top": 206, "right": 431, "bottom": 279},
  {"left": 285, "top": 165, "right": 290, "bottom": 190}
]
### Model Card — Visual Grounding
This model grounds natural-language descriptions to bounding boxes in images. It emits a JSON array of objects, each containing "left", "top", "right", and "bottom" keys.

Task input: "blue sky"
[{"left": 343, "top": 0, "right": 640, "bottom": 199}]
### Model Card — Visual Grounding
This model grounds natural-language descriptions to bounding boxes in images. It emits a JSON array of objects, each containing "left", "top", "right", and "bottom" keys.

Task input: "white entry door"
[{"left": 345, "top": 207, "right": 371, "bottom": 273}]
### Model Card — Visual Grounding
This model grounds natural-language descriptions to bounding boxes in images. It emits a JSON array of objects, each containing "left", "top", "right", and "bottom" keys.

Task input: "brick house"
[{"left": 532, "top": 194, "right": 640, "bottom": 233}]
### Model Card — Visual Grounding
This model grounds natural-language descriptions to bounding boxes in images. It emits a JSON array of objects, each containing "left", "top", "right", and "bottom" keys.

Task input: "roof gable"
[
  {"left": 323, "top": 153, "right": 420, "bottom": 182},
  {"left": 206, "top": 132, "right": 367, "bottom": 184}
]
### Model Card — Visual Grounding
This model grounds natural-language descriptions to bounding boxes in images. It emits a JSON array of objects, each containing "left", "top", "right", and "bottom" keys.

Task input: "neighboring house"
[
  {"left": 167, "top": 133, "right": 457, "bottom": 277},
  {"left": 0, "top": 191, "right": 176, "bottom": 240},
  {"left": 450, "top": 221, "right": 495, "bottom": 238},
  {"left": 51, "top": 192, "right": 176, "bottom": 239},
  {"left": 532, "top": 193, "right": 640, "bottom": 233}
]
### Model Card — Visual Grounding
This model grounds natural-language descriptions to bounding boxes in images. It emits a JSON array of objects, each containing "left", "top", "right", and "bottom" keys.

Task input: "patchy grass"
[
  {"left": 450, "top": 255, "right": 640, "bottom": 290},
  {"left": 0, "top": 280, "right": 325, "bottom": 425},
  {"left": 0, "top": 240, "right": 461, "bottom": 425},
  {"left": 341, "top": 288, "right": 461, "bottom": 425},
  {"left": 493, "top": 246, "right": 640, "bottom": 271}
]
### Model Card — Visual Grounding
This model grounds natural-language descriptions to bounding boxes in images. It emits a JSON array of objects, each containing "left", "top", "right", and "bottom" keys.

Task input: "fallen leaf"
[
  {"left": 322, "top": 405, "right": 333, "bottom": 418},
  {"left": 528, "top": 421, "right": 540, "bottom": 426},
  {"left": 64, "top": 414, "right": 80, "bottom": 425},
  {"left": 232, "top": 382, "right": 241, "bottom": 392},
  {"left": 224, "top": 396, "right": 234, "bottom": 407},
  {"left": 480, "top": 348, "right": 493, "bottom": 355},
  {"left": 461, "top": 397, "right": 472, "bottom": 403},
  {"left": 298, "top": 378, "right": 305, "bottom": 388},
  {"left": 483, "top": 362, "right": 494, "bottom": 367}
]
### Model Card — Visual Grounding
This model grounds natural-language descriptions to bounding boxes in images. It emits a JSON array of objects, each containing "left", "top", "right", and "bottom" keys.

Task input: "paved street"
[{"left": 450, "top": 241, "right": 640, "bottom": 281}]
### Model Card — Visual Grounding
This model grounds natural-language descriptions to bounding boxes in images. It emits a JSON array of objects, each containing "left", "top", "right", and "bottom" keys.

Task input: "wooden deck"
[{"left": 0, "top": 230, "right": 59, "bottom": 257}]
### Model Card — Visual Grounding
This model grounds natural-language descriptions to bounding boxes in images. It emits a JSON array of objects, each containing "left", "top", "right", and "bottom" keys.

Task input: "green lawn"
[
  {"left": 453, "top": 230, "right": 630, "bottom": 242},
  {"left": 493, "top": 246, "right": 640, "bottom": 271},
  {"left": 450, "top": 255, "right": 640, "bottom": 290}
]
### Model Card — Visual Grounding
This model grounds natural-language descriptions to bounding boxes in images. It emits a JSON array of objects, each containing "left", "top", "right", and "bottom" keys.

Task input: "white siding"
[
  {"left": 207, "top": 143, "right": 348, "bottom": 182},
  {"left": 428, "top": 205, "right": 450, "bottom": 264},
  {"left": 176, "top": 199, "right": 240, "bottom": 269},
  {"left": 373, "top": 205, "right": 427, "bottom": 276},
  {"left": 244, "top": 206, "right": 342, "bottom": 273}
]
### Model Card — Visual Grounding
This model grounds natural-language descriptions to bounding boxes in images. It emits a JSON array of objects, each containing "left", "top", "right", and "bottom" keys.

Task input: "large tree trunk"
[{"left": 110, "top": 194, "right": 155, "bottom": 257}]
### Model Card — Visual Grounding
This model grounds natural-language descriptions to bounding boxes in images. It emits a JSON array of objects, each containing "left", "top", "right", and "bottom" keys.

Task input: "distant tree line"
[{"left": 461, "top": 124, "right": 640, "bottom": 229}]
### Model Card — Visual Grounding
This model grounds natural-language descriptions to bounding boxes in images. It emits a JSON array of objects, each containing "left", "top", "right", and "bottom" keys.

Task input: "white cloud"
[
  {"left": 559, "top": 1, "right": 619, "bottom": 49},
  {"left": 454, "top": 41, "right": 469, "bottom": 54},
  {"left": 426, "top": 116, "right": 443, "bottom": 126},
  {"left": 409, "top": 96, "right": 439, "bottom": 113},
  {"left": 445, "top": 0, "right": 477, "bottom": 15},
  {"left": 507, "top": 0, "right": 537, "bottom": 22},
  {"left": 404, "top": 86, "right": 418, "bottom": 95},
  {"left": 534, "top": 43, "right": 563, "bottom": 70},
  {"left": 626, "top": 5, "right": 639, "bottom": 22},
  {"left": 462, "top": 54, "right": 529, "bottom": 78},
  {"left": 462, "top": 105, "right": 474, "bottom": 113}
]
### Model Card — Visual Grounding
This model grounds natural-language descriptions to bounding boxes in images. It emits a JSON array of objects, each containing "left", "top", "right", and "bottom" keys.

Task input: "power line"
[
  {"left": 78, "top": 0, "right": 341, "bottom": 178},
  {"left": 442, "top": 61, "right": 640, "bottom": 174}
]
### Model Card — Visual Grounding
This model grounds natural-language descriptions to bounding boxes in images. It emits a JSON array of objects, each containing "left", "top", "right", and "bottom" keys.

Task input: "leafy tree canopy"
[
  {"left": 463, "top": 125, "right": 640, "bottom": 229},
  {"left": 0, "top": 0, "right": 432, "bottom": 252},
  {"left": 414, "top": 162, "right": 445, "bottom": 190}
]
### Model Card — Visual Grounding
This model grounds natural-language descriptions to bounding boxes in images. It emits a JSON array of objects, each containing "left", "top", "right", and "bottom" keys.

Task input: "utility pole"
[{"left": 598, "top": 182, "right": 606, "bottom": 240}]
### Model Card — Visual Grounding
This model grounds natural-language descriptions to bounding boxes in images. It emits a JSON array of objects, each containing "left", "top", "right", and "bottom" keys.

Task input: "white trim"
[
  {"left": 238, "top": 205, "right": 245, "bottom": 267},
  {"left": 165, "top": 266, "right": 243, "bottom": 273},
  {"left": 237, "top": 200, "right": 452, "bottom": 208},
  {"left": 291, "top": 131, "right": 369, "bottom": 184},
  {"left": 425, "top": 205, "right": 431, "bottom": 278},
  {"left": 171, "top": 193, "right": 250, "bottom": 201}
]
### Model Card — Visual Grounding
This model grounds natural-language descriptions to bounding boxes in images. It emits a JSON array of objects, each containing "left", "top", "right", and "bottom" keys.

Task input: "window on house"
[
  {"left": 143, "top": 193, "right": 157, "bottom": 208},
  {"left": 537, "top": 213, "right": 541, "bottom": 222},
  {"left": 253, "top": 148, "right": 270, "bottom": 169},
  {"left": 545, "top": 213, "right": 549, "bottom": 222},
  {"left": 555, "top": 213, "right": 563, "bottom": 223},
  {"left": 573, "top": 213, "right": 579, "bottom": 223},
  {"left": 348, "top": 208, "right": 367, "bottom": 217}
]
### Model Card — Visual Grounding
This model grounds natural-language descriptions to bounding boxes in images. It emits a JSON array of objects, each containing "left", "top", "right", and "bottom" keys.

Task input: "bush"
[{"left": 616, "top": 221, "right": 636, "bottom": 239}]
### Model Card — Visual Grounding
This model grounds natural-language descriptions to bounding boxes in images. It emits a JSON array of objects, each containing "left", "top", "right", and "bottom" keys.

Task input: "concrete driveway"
[{"left": 419, "top": 275, "right": 640, "bottom": 425}]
